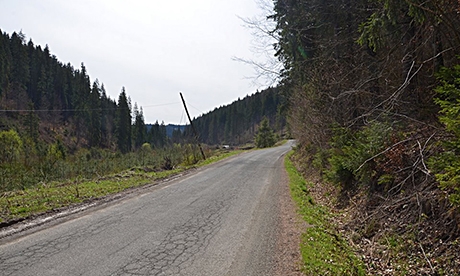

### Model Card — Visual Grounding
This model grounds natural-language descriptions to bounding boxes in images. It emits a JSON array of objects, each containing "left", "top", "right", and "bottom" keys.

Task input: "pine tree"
[
  {"left": 255, "top": 117, "right": 276, "bottom": 148},
  {"left": 133, "top": 104, "right": 146, "bottom": 150},
  {"left": 100, "top": 83, "right": 116, "bottom": 148},
  {"left": 116, "top": 87, "right": 131, "bottom": 153},
  {"left": 88, "top": 80, "right": 102, "bottom": 147},
  {"left": 0, "top": 30, "right": 12, "bottom": 96},
  {"left": 9, "top": 31, "right": 29, "bottom": 88}
]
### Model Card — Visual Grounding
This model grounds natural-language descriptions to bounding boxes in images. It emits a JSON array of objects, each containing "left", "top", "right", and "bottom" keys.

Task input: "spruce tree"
[
  {"left": 255, "top": 117, "right": 276, "bottom": 148},
  {"left": 88, "top": 80, "right": 102, "bottom": 147},
  {"left": 133, "top": 104, "right": 146, "bottom": 150},
  {"left": 116, "top": 87, "right": 131, "bottom": 153}
]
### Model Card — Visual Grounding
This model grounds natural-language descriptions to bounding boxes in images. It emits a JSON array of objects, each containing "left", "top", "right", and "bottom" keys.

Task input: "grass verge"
[
  {"left": 285, "top": 151, "right": 366, "bottom": 275},
  {"left": 0, "top": 150, "right": 242, "bottom": 224}
]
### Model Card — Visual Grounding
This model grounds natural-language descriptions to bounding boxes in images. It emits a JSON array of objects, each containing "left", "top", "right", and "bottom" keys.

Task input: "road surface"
[{"left": 0, "top": 142, "right": 295, "bottom": 276}]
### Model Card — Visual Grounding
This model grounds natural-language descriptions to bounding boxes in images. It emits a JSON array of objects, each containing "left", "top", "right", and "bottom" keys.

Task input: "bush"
[
  {"left": 0, "top": 136, "right": 203, "bottom": 193},
  {"left": 325, "top": 122, "right": 391, "bottom": 188},
  {"left": 0, "top": 129, "right": 23, "bottom": 164},
  {"left": 0, "top": 129, "right": 24, "bottom": 190}
]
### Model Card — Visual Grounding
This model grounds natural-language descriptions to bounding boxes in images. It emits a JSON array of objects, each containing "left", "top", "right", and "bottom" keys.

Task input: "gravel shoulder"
[{"left": 273, "top": 160, "right": 304, "bottom": 276}]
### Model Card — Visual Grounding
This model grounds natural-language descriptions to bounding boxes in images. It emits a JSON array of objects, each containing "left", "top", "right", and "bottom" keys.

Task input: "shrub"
[
  {"left": 0, "top": 129, "right": 23, "bottom": 164},
  {"left": 0, "top": 129, "right": 25, "bottom": 191},
  {"left": 325, "top": 122, "right": 391, "bottom": 188}
]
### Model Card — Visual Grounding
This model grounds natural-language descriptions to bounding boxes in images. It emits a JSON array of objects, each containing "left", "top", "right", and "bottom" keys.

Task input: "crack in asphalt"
[
  {"left": 112, "top": 198, "right": 230, "bottom": 276},
  {"left": 0, "top": 187, "right": 234, "bottom": 276},
  {"left": 0, "top": 215, "right": 120, "bottom": 276}
]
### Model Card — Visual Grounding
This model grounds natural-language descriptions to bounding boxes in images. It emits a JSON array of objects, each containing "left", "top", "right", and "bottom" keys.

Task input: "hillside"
[
  {"left": 192, "top": 86, "right": 287, "bottom": 145},
  {"left": 0, "top": 30, "right": 181, "bottom": 193},
  {"left": 0, "top": 30, "right": 172, "bottom": 153}
]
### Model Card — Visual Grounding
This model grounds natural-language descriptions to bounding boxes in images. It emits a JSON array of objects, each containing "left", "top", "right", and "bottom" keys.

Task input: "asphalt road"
[{"left": 0, "top": 141, "right": 294, "bottom": 276}]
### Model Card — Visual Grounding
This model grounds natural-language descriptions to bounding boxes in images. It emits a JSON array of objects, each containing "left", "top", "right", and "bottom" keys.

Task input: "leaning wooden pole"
[{"left": 179, "top": 92, "right": 206, "bottom": 160}]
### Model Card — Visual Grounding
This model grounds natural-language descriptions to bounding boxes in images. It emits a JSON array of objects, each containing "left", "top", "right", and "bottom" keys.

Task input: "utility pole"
[{"left": 179, "top": 92, "right": 206, "bottom": 160}]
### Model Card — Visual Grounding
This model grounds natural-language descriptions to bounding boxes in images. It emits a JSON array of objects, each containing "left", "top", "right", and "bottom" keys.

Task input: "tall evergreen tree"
[
  {"left": 88, "top": 80, "right": 102, "bottom": 147},
  {"left": 255, "top": 117, "right": 276, "bottom": 148},
  {"left": 148, "top": 120, "right": 168, "bottom": 148},
  {"left": 133, "top": 104, "right": 146, "bottom": 150},
  {"left": 100, "top": 83, "right": 116, "bottom": 148},
  {"left": 116, "top": 87, "right": 131, "bottom": 153},
  {"left": 9, "top": 31, "right": 29, "bottom": 88},
  {"left": 0, "top": 30, "right": 12, "bottom": 96}
]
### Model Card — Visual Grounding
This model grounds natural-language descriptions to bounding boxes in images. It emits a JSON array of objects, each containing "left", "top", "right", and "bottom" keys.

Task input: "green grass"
[
  {"left": 285, "top": 151, "right": 366, "bottom": 275},
  {"left": 0, "top": 150, "right": 242, "bottom": 224},
  {"left": 195, "top": 149, "right": 243, "bottom": 167}
]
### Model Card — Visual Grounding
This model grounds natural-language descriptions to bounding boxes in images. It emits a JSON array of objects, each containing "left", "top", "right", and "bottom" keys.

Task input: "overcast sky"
[{"left": 0, "top": 0, "right": 275, "bottom": 124}]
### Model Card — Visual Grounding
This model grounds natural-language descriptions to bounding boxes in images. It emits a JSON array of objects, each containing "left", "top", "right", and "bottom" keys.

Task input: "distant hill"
[
  {"left": 191, "top": 87, "right": 287, "bottom": 145},
  {"left": 165, "top": 124, "right": 186, "bottom": 137},
  {"left": 146, "top": 123, "right": 185, "bottom": 138}
]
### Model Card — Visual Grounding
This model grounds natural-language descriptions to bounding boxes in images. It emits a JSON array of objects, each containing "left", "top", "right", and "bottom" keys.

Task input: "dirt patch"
[{"left": 273, "top": 164, "right": 305, "bottom": 276}]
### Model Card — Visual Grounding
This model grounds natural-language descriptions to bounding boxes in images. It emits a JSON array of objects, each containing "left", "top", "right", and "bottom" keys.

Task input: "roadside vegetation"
[
  {"left": 285, "top": 151, "right": 365, "bottom": 275},
  {"left": 0, "top": 145, "right": 241, "bottom": 224}
]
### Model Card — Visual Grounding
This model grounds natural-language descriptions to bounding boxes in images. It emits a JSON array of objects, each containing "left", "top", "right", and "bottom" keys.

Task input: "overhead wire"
[
  {"left": 187, "top": 102, "right": 205, "bottom": 115},
  {"left": 179, "top": 109, "right": 185, "bottom": 126},
  {"left": 0, "top": 102, "right": 181, "bottom": 113}
]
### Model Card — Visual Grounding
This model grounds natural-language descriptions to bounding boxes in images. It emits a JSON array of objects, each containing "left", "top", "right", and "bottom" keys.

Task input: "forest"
[
  {"left": 0, "top": 29, "right": 195, "bottom": 193},
  {"left": 0, "top": 29, "right": 167, "bottom": 153},
  {"left": 191, "top": 86, "right": 286, "bottom": 145},
  {"left": 267, "top": 0, "right": 460, "bottom": 273}
]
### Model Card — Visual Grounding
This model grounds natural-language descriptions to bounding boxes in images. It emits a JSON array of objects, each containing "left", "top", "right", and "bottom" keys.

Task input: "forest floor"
[{"left": 292, "top": 154, "right": 460, "bottom": 275}]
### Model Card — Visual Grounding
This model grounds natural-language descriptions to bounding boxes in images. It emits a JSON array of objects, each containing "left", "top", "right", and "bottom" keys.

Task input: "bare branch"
[
  {"left": 419, "top": 243, "right": 435, "bottom": 274},
  {"left": 233, "top": 0, "right": 283, "bottom": 88},
  {"left": 347, "top": 47, "right": 453, "bottom": 126}
]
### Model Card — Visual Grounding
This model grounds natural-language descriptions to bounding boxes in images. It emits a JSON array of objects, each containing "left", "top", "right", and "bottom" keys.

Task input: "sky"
[{"left": 0, "top": 0, "right": 276, "bottom": 124}]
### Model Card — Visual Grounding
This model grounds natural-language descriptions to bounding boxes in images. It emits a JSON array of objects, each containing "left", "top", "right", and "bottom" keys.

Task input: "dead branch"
[
  {"left": 419, "top": 243, "right": 435, "bottom": 274},
  {"left": 347, "top": 47, "right": 453, "bottom": 126}
]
